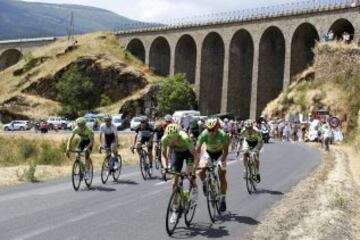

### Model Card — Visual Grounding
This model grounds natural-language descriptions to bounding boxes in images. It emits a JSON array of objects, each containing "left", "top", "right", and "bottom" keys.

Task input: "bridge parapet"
[{"left": 117, "top": 0, "right": 359, "bottom": 35}]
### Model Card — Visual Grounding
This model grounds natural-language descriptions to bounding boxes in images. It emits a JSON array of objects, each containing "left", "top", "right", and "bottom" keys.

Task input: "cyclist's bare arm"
[
  {"left": 194, "top": 143, "right": 202, "bottom": 170},
  {"left": 99, "top": 131, "right": 104, "bottom": 146},
  {"left": 221, "top": 137, "right": 230, "bottom": 163},
  {"left": 66, "top": 133, "right": 76, "bottom": 150},
  {"left": 161, "top": 146, "right": 169, "bottom": 170},
  {"left": 132, "top": 134, "right": 138, "bottom": 148},
  {"left": 115, "top": 131, "right": 119, "bottom": 146}
]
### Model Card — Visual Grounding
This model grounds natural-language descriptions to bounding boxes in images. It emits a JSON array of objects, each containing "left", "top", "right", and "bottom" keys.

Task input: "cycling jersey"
[
  {"left": 161, "top": 131, "right": 193, "bottom": 152},
  {"left": 240, "top": 129, "right": 262, "bottom": 149},
  {"left": 100, "top": 123, "right": 117, "bottom": 148},
  {"left": 73, "top": 126, "right": 94, "bottom": 140},
  {"left": 135, "top": 124, "right": 154, "bottom": 141},
  {"left": 197, "top": 129, "right": 228, "bottom": 152}
]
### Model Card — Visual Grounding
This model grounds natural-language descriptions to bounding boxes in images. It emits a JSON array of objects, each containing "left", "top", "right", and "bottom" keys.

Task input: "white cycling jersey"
[{"left": 100, "top": 123, "right": 117, "bottom": 135}]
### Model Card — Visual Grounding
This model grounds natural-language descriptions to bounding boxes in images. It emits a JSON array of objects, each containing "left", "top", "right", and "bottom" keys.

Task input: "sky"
[{"left": 23, "top": 0, "right": 299, "bottom": 22}]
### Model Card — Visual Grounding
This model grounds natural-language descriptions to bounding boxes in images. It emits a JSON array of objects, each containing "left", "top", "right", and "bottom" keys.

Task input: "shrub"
[
  {"left": 18, "top": 138, "right": 37, "bottom": 160},
  {"left": 57, "top": 65, "right": 99, "bottom": 118},
  {"left": 100, "top": 94, "right": 112, "bottom": 107},
  {"left": 37, "top": 143, "right": 65, "bottom": 166},
  {"left": 24, "top": 160, "right": 38, "bottom": 182},
  {"left": 156, "top": 73, "right": 198, "bottom": 115}
]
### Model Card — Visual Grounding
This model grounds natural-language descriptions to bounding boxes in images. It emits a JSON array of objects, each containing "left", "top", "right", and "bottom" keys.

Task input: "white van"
[
  {"left": 112, "top": 114, "right": 125, "bottom": 130},
  {"left": 172, "top": 110, "right": 200, "bottom": 122}
]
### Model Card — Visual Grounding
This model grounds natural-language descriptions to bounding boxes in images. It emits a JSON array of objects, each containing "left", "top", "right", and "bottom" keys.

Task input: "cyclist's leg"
[
  {"left": 135, "top": 141, "right": 143, "bottom": 156},
  {"left": 147, "top": 140, "right": 153, "bottom": 166},
  {"left": 172, "top": 151, "right": 184, "bottom": 191},
  {"left": 184, "top": 150, "right": 197, "bottom": 189}
]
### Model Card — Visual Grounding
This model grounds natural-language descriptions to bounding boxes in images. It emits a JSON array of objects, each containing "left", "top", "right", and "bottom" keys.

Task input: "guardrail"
[{"left": 117, "top": 0, "right": 359, "bottom": 34}]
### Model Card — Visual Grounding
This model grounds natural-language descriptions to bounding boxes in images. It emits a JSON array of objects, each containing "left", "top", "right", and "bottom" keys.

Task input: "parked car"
[
  {"left": 3, "top": 120, "right": 31, "bottom": 131},
  {"left": 85, "top": 118, "right": 99, "bottom": 130},
  {"left": 112, "top": 114, "right": 125, "bottom": 130},
  {"left": 130, "top": 116, "right": 146, "bottom": 131},
  {"left": 47, "top": 116, "right": 69, "bottom": 130}
]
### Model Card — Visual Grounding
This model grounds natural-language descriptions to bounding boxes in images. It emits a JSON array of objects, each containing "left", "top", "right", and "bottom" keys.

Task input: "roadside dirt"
[{"left": 251, "top": 144, "right": 359, "bottom": 240}]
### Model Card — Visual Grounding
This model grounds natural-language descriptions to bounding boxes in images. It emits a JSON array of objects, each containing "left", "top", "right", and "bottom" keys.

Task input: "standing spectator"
[
  {"left": 327, "top": 30, "right": 334, "bottom": 41},
  {"left": 342, "top": 31, "right": 351, "bottom": 44}
]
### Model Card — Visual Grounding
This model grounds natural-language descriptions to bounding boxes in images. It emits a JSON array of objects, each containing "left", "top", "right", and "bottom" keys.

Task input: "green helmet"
[
  {"left": 166, "top": 124, "right": 179, "bottom": 135},
  {"left": 244, "top": 119, "right": 253, "bottom": 129},
  {"left": 76, "top": 117, "right": 87, "bottom": 128},
  {"left": 206, "top": 118, "right": 218, "bottom": 130}
]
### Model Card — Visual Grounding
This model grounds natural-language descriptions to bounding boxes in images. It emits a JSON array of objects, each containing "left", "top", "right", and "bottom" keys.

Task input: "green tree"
[
  {"left": 57, "top": 65, "right": 98, "bottom": 118},
  {"left": 157, "top": 73, "right": 198, "bottom": 115}
]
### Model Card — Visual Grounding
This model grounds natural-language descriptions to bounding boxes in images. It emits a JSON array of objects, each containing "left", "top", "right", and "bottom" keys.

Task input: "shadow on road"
[
  {"left": 114, "top": 179, "right": 139, "bottom": 185},
  {"left": 87, "top": 186, "right": 116, "bottom": 192},
  {"left": 255, "top": 188, "right": 284, "bottom": 195},
  {"left": 172, "top": 222, "right": 230, "bottom": 239},
  {"left": 218, "top": 213, "right": 260, "bottom": 225}
]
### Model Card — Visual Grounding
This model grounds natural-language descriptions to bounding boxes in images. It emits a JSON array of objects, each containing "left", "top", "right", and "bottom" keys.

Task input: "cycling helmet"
[
  {"left": 206, "top": 118, "right": 219, "bottom": 130},
  {"left": 164, "top": 114, "right": 173, "bottom": 123},
  {"left": 104, "top": 114, "right": 112, "bottom": 122},
  {"left": 166, "top": 124, "right": 179, "bottom": 135},
  {"left": 140, "top": 116, "right": 148, "bottom": 123},
  {"left": 244, "top": 119, "right": 253, "bottom": 129},
  {"left": 76, "top": 117, "right": 87, "bottom": 128}
]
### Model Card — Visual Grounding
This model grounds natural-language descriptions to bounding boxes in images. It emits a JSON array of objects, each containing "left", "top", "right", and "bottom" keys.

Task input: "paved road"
[{"left": 0, "top": 142, "right": 320, "bottom": 240}]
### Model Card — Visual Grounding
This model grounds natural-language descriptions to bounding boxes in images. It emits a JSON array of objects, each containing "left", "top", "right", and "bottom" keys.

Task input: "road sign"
[{"left": 328, "top": 116, "right": 340, "bottom": 128}]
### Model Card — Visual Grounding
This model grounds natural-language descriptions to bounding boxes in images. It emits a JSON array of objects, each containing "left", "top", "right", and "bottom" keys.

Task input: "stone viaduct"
[
  {"left": 0, "top": 37, "right": 56, "bottom": 71},
  {"left": 118, "top": 1, "right": 360, "bottom": 118}
]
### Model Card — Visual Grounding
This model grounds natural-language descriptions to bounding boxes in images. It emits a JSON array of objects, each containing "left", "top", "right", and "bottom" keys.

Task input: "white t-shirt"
[{"left": 100, "top": 123, "right": 117, "bottom": 135}]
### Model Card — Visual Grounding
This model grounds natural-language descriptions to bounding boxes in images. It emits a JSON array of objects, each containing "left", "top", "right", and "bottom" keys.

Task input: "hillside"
[
  {"left": 0, "top": 32, "right": 162, "bottom": 122},
  {"left": 0, "top": 0, "right": 143, "bottom": 40},
  {"left": 263, "top": 42, "right": 360, "bottom": 137}
]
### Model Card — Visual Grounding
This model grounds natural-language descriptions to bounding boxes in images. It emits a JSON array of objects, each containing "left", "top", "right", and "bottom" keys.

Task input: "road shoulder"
[{"left": 251, "top": 144, "right": 358, "bottom": 240}]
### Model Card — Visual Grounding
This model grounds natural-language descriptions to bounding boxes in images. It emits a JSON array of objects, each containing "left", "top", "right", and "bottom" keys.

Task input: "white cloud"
[{"left": 22, "top": 0, "right": 300, "bottom": 22}]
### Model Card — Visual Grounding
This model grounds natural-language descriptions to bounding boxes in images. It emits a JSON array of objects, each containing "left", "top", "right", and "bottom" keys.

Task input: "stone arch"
[
  {"left": 174, "top": 34, "right": 197, "bottom": 84},
  {"left": 126, "top": 38, "right": 145, "bottom": 63},
  {"left": 0, "top": 49, "right": 22, "bottom": 71},
  {"left": 290, "top": 23, "right": 319, "bottom": 80},
  {"left": 228, "top": 29, "right": 254, "bottom": 120},
  {"left": 257, "top": 26, "right": 285, "bottom": 117},
  {"left": 149, "top": 37, "right": 171, "bottom": 76},
  {"left": 329, "top": 18, "right": 355, "bottom": 41},
  {"left": 199, "top": 32, "right": 225, "bottom": 115}
]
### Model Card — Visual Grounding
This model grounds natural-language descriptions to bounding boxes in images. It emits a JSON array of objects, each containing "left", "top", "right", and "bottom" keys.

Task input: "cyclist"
[
  {"left": 188, "top": 119, "right": 202, "bottom": 143},
  {"left": 131, "top": 117, "right": 154, "bottom": 170},
  {"left": 99, "top": 115, "right": 119, "bottom": 168},
  {"left": 66, "top": 117, "right": 94, "bottom": 180},
  {"left": 194, "top": 118, "right": 229, "bottom": 212},
  {"left": 237, "top": 119, "right": 263, "bottom": 183},
  {"left": 161, "top": 124, "right": 198, "bottom": 223}
]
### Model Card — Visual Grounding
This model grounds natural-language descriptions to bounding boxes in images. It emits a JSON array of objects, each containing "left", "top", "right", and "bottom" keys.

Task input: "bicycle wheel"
[
  {"left": 245, "top": 164, "right": 256, "bottom": 194},
  {"left": 112, "top": 154, "right": 122, "bottom": 182},
  {"left": 155, "top": 147, "right": 161, "bottom": 170},
  {"left": 207, "top": 176, "right": 219, "bottom": 223},
  {"left": 184, "top": 189, "right": 197, "bottom": 226},
  {"left": 166, "top": 189, "right": 182, "bottom": 236},
  {"left": 101, "top": 156, "right": 110, "bottom": 184},
  {"left": 72, "top": 160, "right": 82, "bottom": 191},
  {"left": 139, "top": 151, "right": 147, "bottom": 180},
  {"left": 84, "top": 161, "right": 93, "bottom": 188}
]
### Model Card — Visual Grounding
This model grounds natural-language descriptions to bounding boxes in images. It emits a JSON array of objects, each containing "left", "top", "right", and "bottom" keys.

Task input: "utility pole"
[{"left": 67, "top": 11, "right": 75, "bottom": 42}]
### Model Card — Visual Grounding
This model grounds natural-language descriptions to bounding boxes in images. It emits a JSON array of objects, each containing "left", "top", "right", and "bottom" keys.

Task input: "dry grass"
[{"left": 0, "top": 132, "right": 138, "bottom": 186}]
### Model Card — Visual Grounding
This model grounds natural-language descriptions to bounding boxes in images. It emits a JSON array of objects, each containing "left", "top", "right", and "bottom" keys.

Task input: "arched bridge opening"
[
  {"left": 228, "top": 29, "right": 254, "bottom": 120},
  {"left": 290, "top": 23, "right": 319, "bottom": 81},
  {"left": 257, "top": 26, "right": 285, "bottom": 117},
  {"left": 0, "top": 49, "right": 22, "bottom": 71},
  {"left": 329, "top": 18, "right": 355, "bottom": 41},
  {"left": 175, "top": 35, "right": 197, "bottom": 84},
  {"left": 149, "top": 37, "right": 170, "bottom": 76},
  {"left": 200, "top": 32, "right": 225, "bottom": 115},
  {"left": 126, "top": 39, "right": 145, "bottom": 63}
]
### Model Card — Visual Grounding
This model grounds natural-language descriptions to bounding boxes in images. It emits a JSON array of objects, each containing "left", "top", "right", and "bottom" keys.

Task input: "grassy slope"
[
  {"left": 263, "top": 42, "right": 360, "bottom": 137},
  {"left": 0, "top": 32, "right": 160, "bottom": 119}
]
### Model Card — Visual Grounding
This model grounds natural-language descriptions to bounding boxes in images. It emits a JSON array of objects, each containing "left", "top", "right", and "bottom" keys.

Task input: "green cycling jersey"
[
  {"left": 72, "top": 126, "right": 94, "bottom": 140},
  {"left": 240, "top": 129, "right": 263, "bottom": 149},
  {"left": 161, "top": 131, "right": 193, "bottom": 152},
  {"left": 197, "top": 129, "right": 228, "bottom": 152}
]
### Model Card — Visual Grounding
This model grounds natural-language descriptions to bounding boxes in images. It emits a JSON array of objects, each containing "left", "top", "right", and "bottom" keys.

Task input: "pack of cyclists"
[{"left": 66, "top": 113, "right": 264, "bottom": 218}]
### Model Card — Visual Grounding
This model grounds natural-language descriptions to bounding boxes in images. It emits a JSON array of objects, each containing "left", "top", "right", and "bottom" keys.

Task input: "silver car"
[{"left": 3, "top": 120, "right": 31, "bottom": 131}]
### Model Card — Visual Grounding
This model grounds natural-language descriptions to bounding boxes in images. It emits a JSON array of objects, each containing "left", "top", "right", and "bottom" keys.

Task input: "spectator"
[
  {"left": 342, "top": 32, "right": 351, "bottom": 44},
  {"left": 327, "top": 30, "right": 334, "bottom": 41}
]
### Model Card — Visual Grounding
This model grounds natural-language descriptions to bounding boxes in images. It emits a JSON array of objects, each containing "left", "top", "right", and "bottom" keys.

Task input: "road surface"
[{"left": 0, "top": 141, "right": 320, "bottom": 240}]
